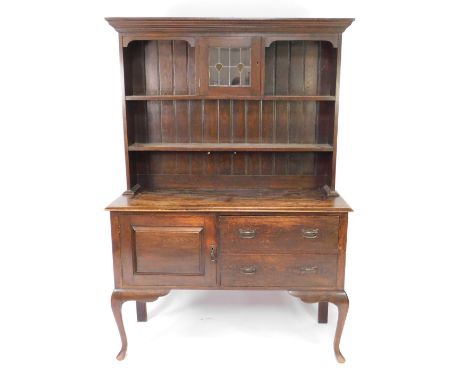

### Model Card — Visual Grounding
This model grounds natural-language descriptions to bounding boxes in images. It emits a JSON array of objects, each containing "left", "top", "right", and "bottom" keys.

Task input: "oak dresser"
[{"left": 106, "top": 17, "right": 354, "bottom": 362}]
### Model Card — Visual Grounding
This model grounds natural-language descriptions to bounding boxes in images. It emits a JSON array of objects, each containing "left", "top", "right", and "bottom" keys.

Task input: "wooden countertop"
[{"left": 106, "top": 189, "right": 352, "bottom": 213}]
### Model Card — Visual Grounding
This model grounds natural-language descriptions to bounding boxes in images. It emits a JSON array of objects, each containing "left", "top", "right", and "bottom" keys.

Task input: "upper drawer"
[{"left": 219, "top": 216, "right": 339, "bottom": 255}]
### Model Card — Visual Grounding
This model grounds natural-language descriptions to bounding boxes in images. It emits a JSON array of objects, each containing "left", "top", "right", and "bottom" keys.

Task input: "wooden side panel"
[
  {"left": 124, "top": 41, "right": 145, "bottom": 95},
  {"left": 319, "top": 42, "right": 337, "bottom": 96}
]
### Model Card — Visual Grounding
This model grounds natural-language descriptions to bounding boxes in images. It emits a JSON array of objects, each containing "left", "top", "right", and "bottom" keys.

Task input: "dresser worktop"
[{"left": 106, "top": 189, "right": 352, "bottom": 213}]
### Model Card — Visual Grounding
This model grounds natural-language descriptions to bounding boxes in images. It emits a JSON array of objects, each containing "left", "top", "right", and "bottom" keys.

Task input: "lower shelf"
[{"left": 128, "top": 142, "right": 334, "bottom": 152}]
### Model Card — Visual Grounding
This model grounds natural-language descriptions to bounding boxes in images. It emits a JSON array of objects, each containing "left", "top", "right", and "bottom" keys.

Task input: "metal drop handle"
[
  {"left": 299, "top": 266, "right": 318, "bottom": 274},
  {"left": 302, "top": 228, "right": 319, "bottom": 239},
  {"left": 240, "top": 265, "right": 257, "bottom": 275},
  {"left": 239, "top": 229, "right": 256, "bottom": 239}
]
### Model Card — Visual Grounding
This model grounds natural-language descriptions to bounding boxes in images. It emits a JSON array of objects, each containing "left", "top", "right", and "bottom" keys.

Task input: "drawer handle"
[
  {"left": 302, "top": 228, "right": 319, "bottom": 239},
  {"left": 239, "top": 229, "right": 256, "bottom": 239},
  {"left": 240, "top": 265, "right": 257, "bottom": 275},
  {"left": 300, "top": 266, "right": 318, "bottom": 274}
]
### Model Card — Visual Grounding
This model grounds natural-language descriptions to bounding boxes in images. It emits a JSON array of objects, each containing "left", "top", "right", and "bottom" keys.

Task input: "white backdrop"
[{"left": 1, "top": 1, "right": 467, "bottom": 381}]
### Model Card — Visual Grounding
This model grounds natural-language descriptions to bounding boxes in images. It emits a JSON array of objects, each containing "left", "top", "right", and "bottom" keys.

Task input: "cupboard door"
[
  {"left": 198, "top": 37, "right": 261, "bottom": 96},
  {"left": 119, "top": 214, "right": 217, "bottom": 287}
]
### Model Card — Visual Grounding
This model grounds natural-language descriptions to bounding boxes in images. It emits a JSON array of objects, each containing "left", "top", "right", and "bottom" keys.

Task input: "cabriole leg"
[
  {"left": 289, "top": 290, "right": 349, "bottom": 363},
  {"left": 111, "top": 290, "right": 170, "bottom": 360},
  {"left": 331, "top": 293, "right": 349, "bottom": 363}
]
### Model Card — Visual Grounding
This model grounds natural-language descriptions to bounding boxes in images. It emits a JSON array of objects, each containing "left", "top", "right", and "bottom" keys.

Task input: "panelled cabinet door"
[
  {"left": 198, "top": 37, "right": 261, "bottom": 96},
  {"left": 119, "top": 214, "right": 217, "bottom": 287}
]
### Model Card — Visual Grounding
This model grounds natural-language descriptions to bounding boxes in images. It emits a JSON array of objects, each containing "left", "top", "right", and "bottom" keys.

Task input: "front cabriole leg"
[
  {"left": 289, "top": 290, "right": 349, "bottom": 363},
  {"left": 111, "top": 289, "right": 170, "bottom": 360}
]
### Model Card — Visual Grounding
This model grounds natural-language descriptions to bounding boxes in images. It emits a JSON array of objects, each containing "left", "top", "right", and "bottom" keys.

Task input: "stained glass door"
[{"left": 198, "top": 37, "right": 261, "bottom": 96}]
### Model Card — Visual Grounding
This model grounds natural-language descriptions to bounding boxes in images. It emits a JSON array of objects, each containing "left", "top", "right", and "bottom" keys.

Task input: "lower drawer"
[{"left": 221, "top": 254, "right": 337, "bottom": 287}]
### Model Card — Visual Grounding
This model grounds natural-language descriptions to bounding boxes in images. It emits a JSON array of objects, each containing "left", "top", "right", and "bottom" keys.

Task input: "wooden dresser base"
[{"left": 111, "top": 289, "right": 348, "bottom": 362}]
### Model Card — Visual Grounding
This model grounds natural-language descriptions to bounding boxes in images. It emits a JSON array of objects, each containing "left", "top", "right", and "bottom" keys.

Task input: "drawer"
[
  {"left": 221, "top": 254, "right": 337, "bottom": 287},
  {"left": 220, "top": 216, "right": 339, "bottom": 254}
]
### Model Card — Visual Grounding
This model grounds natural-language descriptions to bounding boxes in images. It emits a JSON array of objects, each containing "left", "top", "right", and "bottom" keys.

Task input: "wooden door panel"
[
  {"left": 133, "top": 226, "right": 204, "bottom": 275},
  {"left": 119, "top": 214, "right": 217, "bottom": 287}
]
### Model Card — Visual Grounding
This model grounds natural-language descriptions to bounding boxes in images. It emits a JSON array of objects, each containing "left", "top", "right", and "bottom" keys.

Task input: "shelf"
[
  {"left": 125, "top": 95, "right": 335, "bottom": 101},
  {"left": 128, "top": 143, "right": 334, "bottom": 152}
]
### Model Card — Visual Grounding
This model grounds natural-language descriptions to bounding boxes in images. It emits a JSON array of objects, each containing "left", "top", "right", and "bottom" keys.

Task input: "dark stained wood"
[
  {"left": 198, "top": 36, "right": 262, "bottom": 97},
  {"left": 126, "top": 95, "right": 335, "bottom": 101},
  {"left": 220, "top": 215, "right": 339, "bottom": 254},
  {"left": 107, "top": 18, "right": 355, "bottom": 35},
  {"left": 289, "top": 290, "right": 349, "bottom": 362},
  {"left": 106, "top": 190, "right": 352, "bottom": 213},
  {"left": 221, "top": 254, "right": 337, "bottom": 287},
  {"left": 122, "top": 183, "right": 141, "bottom": 196},
  {"left": 124, "top": 40, "right": 196, "bottom": 97},
  {"left": 108, "top": 18, "right": 353, "bottom": 363},
  {"left": 128, "top": 142, "right": 333, "bottom": 152},
  {"left": 112, "top": 290, "right": 170, "bottom": 360},
  {"left": 157, "top": 41, "right": 173, "bottom": 95},
  {"left": 138, "top": 174, "right": 328, "bottom": 190},
  {"left": 144, "top": 41, "right": 159, "bottom": 95},
  {"left": 318, "top": 302, "right": 328, "bottom": 323},
  {"left": 119, "top": 214, "right": 217, "bottom": 287},
  {"left": 136, "top": 302, "right": 147, "bottom": 322},
  {"left": 265, "top": 41, "right": 337, "bottom": 96},
  {"left": 133, "top": 226, "right": 204, "bottom": 274},
  {"left": 110, "top": 213, "right": 123, "bottom": 288}
]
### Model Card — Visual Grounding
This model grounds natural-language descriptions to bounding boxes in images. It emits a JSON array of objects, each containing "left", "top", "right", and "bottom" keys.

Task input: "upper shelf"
[
  {"left": 125, "top": 95, "right": 336, "bottom": 101},
  {"left": 128, "top": 143, "right": 334, "bottom": 152}
]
